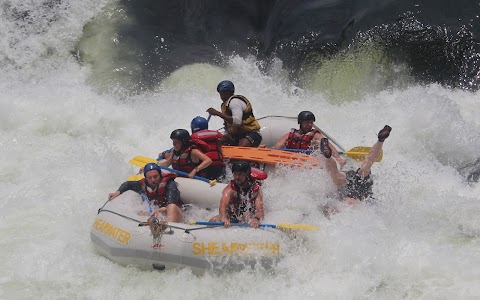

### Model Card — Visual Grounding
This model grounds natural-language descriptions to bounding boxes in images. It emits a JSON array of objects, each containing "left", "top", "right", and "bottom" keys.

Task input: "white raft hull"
[{"left": 91, "top": 186, "right": 287, "bottom": 274}]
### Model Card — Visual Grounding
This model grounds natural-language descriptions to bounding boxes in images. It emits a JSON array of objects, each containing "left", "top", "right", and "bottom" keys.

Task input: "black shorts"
[
  {"left": 233, "top": 131, "right": 262, "bottom": 147},
  {"left": 342, "top": 169, "right": 374, "bottom": 201}
]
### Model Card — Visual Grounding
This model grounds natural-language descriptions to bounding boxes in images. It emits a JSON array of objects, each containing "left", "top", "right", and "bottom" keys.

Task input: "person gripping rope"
[{"left": 108, "top": 163, "right": 184, "bottom": 222}]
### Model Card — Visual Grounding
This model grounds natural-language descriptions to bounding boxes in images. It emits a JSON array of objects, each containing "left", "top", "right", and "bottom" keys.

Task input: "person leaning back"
[{"left": 108, "top": 163, "right": 184, "bottom": 222}]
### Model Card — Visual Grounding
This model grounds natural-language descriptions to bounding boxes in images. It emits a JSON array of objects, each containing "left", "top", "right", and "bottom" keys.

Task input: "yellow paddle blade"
[
  {"left": 129, "top": 156, "right": 158, "bottom": 167},
  {"left": 343, "top": 147, "right": 383, "bottom": 162},
  {"left": 128, "top": 174, "right": 144, "bottom": 181},
  {"left": 277, "top": 224, "right": 320, "bottom": 231}
]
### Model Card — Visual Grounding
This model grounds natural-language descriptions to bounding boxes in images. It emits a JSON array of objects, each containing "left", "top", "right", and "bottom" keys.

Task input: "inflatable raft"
[
  {"left": 91, "top": 178, "right": 289, "bottom": 274},
  {"left": 91, "top": 116, "right": 342, "bottom": 273}
]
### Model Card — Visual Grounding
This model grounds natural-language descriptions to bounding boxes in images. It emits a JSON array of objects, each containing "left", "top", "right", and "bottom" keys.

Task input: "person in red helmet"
[
  {"left": 108, "top": 163, "right": 184, "bottom": 222},
  {"left": 321, "top": 125, "right": 392, "bottom": 218},
  {"left": 207, "top": 80, "right": 262, "bottom": 147},
  {"left": 209, "top": 161, "right": 267, "bottom": 228}
]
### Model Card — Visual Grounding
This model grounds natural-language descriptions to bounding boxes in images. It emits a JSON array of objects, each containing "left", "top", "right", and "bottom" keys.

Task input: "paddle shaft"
[
  {"left": 274, "top": 148, "right": 350, "bottom": 155},
  {"left": 192, "top": 221, "right": 276, "bottom": 228},
  {"left": 272, "top": 147, "right": 381, "bottom": 162},
  {"left": 157, "top": 165, "right": 212, "bottom": 184}
]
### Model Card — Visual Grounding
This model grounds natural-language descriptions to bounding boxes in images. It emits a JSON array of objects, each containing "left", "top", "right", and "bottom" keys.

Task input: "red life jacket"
[
  {"left": 285, "top": 128, "right": 320, "bottom": 150},
  {"left": 140, "top": 173, "right": 177, "bottom": 207},
  {"left": 227, "top": 179, "right": 262, "bottom": 219},
  {"left": 250, "top": 166, "right": 268, "bottom": 180},
  {"left": 171, "top": 140, "right": 210, "bottom": 175},
  {"left": 191, "top": 130, "right": 224, "bottom": 168}
]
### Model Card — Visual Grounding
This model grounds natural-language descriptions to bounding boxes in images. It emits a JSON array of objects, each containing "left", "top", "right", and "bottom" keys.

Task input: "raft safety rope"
[{"left": 148, "top": 216, "right": 169, "bottom": 239}]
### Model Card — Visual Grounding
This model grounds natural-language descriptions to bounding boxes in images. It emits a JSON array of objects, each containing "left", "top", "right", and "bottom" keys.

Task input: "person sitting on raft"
[
  {"left": 320, "top": 125, "right": 392, "bottom": 218},
  {"left": 108, "top": 163, "right": 183, "bottom": 222},
  {"left": 209, "top": 161, "right": 267, "bottom": 228},
  {"left": 207, "top": 80, "right": 262, "bottom": 147},
  {"left": 158, "top": 129, "right": 212, "bottom": 179},
  {"left": 158, "top": 117, "right": 225, "bottom": 180},
  {"left": 273, "top": 110, "right": 345, "bottom": 165},
  {"left": 189, "top": 116, "right": 225, "bottom": 180}
]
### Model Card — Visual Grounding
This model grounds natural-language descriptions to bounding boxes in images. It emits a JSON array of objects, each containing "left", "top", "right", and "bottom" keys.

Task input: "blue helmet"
[
  {"left": 191, "top": 116, "right": 208, "bottom": 133},
  {"left": 217, "top": 80, "right": 235, "bottom": 93},
  {"left": 143, "top": 163, "right": 162, "bottom": 177}
]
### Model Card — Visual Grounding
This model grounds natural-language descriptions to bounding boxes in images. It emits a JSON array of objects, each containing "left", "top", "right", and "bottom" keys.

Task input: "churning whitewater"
[{"left": 1, "top": 0, "right": 480, "bottom": 299}]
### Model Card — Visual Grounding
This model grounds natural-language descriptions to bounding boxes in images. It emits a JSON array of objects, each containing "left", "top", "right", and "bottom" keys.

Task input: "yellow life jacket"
[{"left": 220, "top": 95, "right": 260, "bottom": 135}]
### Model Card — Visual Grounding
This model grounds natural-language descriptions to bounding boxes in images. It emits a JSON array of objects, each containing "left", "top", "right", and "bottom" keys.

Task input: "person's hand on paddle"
[
  {"left": 221, "top": 216, "right": 231, "bottom": 227},
  {"left": 188, "top": 168, "right": 197, "bottom": 179},
  {"left": 250, "top": 216, "right": 260, "bottom": 229},
  {"left": 206, "top": 107, "right": 221, "bottom": 116},
  {"left": 108, "top": 191, "right": 120, "bottom": 201}
]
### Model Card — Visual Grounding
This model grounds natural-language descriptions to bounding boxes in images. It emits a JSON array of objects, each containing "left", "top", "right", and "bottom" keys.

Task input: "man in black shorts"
[
  {"left": 207, "top": 80, "right": 262, "bottom": 147},
  {"left": 320, "top": 125, "right": 392, "bottom": 217}
]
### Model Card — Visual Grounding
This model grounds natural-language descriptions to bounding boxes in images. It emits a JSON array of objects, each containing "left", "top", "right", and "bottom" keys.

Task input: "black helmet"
[
  {"left": 217, "top": 80, "right": 235, "bottom": 93},
  {"left": 231, "top": 160, "right": 251, "bottom": 176},
  {"left": 298, "top": 111, "right": 316, "bottom": 124},
  {"left": 170, "top": 129, "right": 191, "bottom": 146}
]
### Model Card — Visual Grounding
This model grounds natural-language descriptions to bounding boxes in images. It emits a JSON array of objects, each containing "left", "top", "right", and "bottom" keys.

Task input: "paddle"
[
  {"left": 128, "top": 156, "right": 217, "bottom": 186},
  {"left": 128, "top": 174, "right": 144, "bottom": 181},
  {"left": 273, "top": 146, "right": 383, "bottom": 162},
  {"left": 188, "top": 221, "right": 320, "bottom": 231}
]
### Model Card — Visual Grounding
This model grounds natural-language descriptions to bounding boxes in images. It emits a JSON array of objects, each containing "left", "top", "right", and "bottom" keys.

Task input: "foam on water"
[{"left": 1, "top": 0, "right": 480, "bottom": 299}]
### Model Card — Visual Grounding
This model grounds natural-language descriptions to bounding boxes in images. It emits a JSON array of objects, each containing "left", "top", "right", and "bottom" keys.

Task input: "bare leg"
[
  {"left": 165, "top": 204, "right": 184, "bottom": 223},
  {"left": 219, "top": 134, "right": 235, "bottom": 146},
  {"left": 357, "top": 140, "right": 383, "bottom": 177},
  {"left": 238, "top": 138, "right": 253, "bottom": 147},
  {"left": 358, "top": 125, "right": 391, "bottom": 177},
  {"left": 320, "top": 138, "right": 346, "bottom": 187}
]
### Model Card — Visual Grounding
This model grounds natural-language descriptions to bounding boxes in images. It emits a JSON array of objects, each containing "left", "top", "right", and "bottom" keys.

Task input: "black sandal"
[
  {"left": 378, "top": 125, "right": 392, "bottom": 142},
  {"left": 320, "top": 138, "right": 332, "bottom": 158}
]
